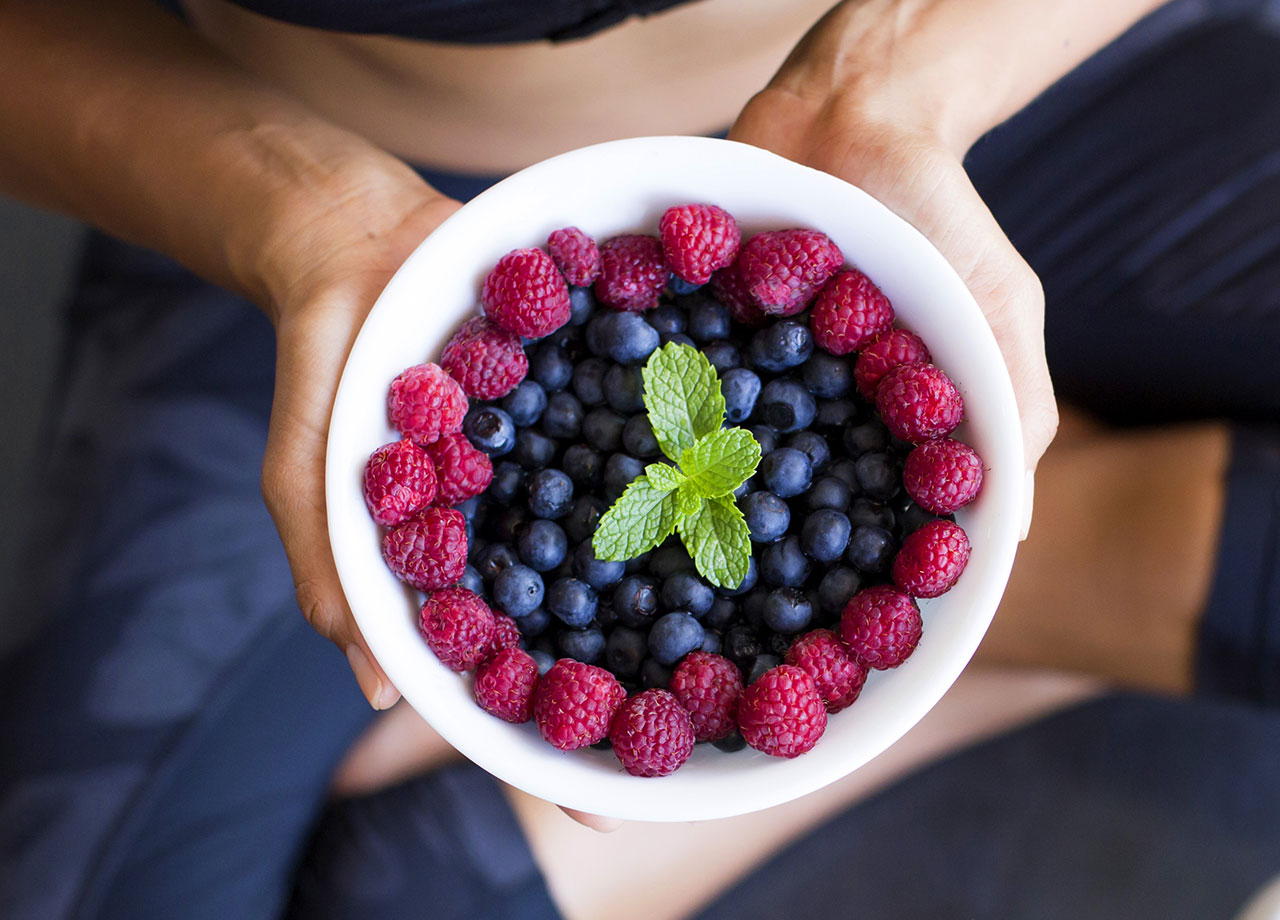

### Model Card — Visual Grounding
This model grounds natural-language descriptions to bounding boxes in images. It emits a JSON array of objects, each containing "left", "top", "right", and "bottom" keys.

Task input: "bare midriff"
[{"left": 182, "top": 0, "right": 835, "bottom": 174}]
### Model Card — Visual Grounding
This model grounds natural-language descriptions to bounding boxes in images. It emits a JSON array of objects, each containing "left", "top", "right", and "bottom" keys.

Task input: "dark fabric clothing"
[{"left": 4, "top": 3, "right": 1280, "bottom": 920}]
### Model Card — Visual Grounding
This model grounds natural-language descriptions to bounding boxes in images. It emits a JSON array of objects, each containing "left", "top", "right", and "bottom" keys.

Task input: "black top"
[{"left": 220, "top": 0, "right": 703, "bottom": 43}]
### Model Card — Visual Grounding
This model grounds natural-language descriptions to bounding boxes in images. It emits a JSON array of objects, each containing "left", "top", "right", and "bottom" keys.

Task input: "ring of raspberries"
[{"left": 364, "top": 202, "right": 985, "bottom": 777}]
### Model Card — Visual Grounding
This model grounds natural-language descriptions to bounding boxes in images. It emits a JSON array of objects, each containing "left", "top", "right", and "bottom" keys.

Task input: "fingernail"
[
  {"left": 346, "top": 644, "right": 391, "bottom": 710},
  {"left": 1018, "top": 470, "right": 1035, "bottom": 541}
]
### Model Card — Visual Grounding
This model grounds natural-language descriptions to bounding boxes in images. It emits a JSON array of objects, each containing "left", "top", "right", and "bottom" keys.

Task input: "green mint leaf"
[
  {"left": 644, "top": 461, "right": 685, "bottom": 493},
  {"left": 680, "top": 427, "right": 762, "bottom": 498},
  {"left": 641, "top": 342, "right": 726, "bottom": 461},
  {"left": 592, "top": 476, "right": 679, "bottom": 561},
  {"left": 675, "top": 481, "right": 705, "bottom": 518},
  {"left": 676, "top": 494, "right": 752, "bottom": 589}
]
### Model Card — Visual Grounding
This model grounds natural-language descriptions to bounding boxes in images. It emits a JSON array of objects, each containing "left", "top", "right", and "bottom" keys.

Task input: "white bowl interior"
[{"left": 326, "top": 136, "right": 1024, "bottom": 822}]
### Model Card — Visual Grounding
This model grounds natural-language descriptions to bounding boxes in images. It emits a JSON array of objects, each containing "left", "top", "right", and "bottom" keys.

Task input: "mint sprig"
[{"left": 593, "top": 342, "right": 760, "bottom": 588}]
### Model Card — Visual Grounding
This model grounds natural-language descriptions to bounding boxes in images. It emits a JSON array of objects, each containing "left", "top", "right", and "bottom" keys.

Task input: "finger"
[{"left": 560, "top": 807, "right": 624, "bottom": 832}]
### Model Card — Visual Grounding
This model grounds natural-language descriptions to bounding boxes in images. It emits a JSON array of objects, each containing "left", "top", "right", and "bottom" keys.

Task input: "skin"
[{"left": 0, "top": 0, "right": 1199, "bottom": 838}]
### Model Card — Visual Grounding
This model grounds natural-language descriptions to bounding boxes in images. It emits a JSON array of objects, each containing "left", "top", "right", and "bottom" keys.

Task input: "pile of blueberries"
[{"left": 458, "top": 282, "right": 953, "bottom": 738}]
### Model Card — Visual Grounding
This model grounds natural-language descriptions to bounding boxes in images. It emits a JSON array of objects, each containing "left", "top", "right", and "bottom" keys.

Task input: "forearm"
[
  {"left": 0, "top": 0, "right": 433, "bottom": 309},
  {"left": 770, "top": 0, "right": 1169, "bottom": 152}
]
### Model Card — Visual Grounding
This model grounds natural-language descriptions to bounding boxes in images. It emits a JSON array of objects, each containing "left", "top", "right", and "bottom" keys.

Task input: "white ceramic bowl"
[{"left": 326, "top": 135, "right": 1024, "bottom": 822}]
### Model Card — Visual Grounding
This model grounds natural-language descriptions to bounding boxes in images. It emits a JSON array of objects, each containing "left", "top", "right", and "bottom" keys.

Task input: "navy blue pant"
[{"left": 3, "top": 4, "right": 1280, "bottom": 919}]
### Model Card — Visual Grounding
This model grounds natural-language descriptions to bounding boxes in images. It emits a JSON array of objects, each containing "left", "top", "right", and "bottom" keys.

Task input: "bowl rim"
[{"left": 325, "top": 135, "right": 1025, "bottom": 821}]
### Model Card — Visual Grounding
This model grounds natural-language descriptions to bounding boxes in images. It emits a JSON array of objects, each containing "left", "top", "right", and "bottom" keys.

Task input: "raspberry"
[
  {"left": 854, "top": 328, "right": 932, "bottom": 401},
  {"left": 875, "top": 363, "right": 964, "bottom": 444},
  {"left": 668, "top": 651, "right": 743, "bottom": 742},
  {"left": 893, "top": 519, "right": 971, "bottom": 598},
  {"left": 659, "top": 203, "right": 741, "bottom": 285},
  {"left": 482, "top": 248, "right": 572, "bottom": 338},
  {"left": 811, "top": 269, "right": 895, "bottom": 356},
  {"left": 710, "top": 262, "right": 767, "bottom": 326},
  {"left": 609, "top": 689, "right": 696, "bottom": 777},
  {"left": 381, "top": 507, "right": 467, "bottom": 592},
  {"left": 440, "top": 316, "right": 529, "bottom": 400},
  {"left": 737, "top": 664, "right": 827, "bottom": 758},
  {"left": 839, "top": 586, "right": 922, "bottom": 669},
  {"left": 426, "top": 432, "right": 494, "bottom": 506},
  {"left": 362, "top": 439, "right": 437, "bottom": 527},
  {"left": 593, "top": 234, "right": 667, "bottom": 312},
  {"left": 547, "top": 226, "right": 601, "bottom": 287},
  {"left": 487, "top": 614, "right": 523, "bottom": 660},
  {"left": 474, "top": 646, "right": 539, "bottom": 722},
  {"left": 533, "top": 659, "right": 627, "bottom": 750},
  {"left": 903, "top": 438, "right": 984, "bottom": 515},
  {"left": 387, "top": 363, "right": 468, "bottom": 447},
  {"left": 418, "top": 585, "right": 496, "bottom": 672},
  {"left": 785, "top": 629, "right": 867, "bottom": 713},
  {"left": 738, "top": 229, "right": 843, "bottom": 316}
]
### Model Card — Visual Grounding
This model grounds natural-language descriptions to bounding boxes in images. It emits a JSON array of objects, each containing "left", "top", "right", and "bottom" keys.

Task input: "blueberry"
[
  {"left": 604, "top": 364, "right": 645, "bottom": 414},
  {"left": 763, "top": 587, "right": 813, "bottom": 634},
  {"left": 815, "top": 398, "right": 858, "bottom": 431},
  {"left": 463, "top": 406, "right": 516, "bottom": 456},
  {"left": 603, "top": 453, "right": 644, "bottom": 500},
  {"left": 787, "top": 431, "right": 831, "bottom": 474},
  {"left": 688, "top": 298, "right": 731, "bottom": 342},
  {"left": 660, "top": 332, "right": 696, "bottom": 348},
  {"left": 817, "top": 566, "right": 862, "bottom": 618},
  {"left": 640, "top": 658, "right": 673, "bottom": 690},
  {"left": 487, "top": 461, "right": 525, "bottom": 505},
  {"left": 581, "top": 408, "right": 625, "bottom": 453},
  {"left": 758, "top": 379, "right": 816, "bottom": 433},
  {"left": 648, "top": 612, "right": 706, "bottom": 665},
  {"left": 807, "top": 476, "right": 852, "bottom": 513},
  {"left": 848, "top": 497, "right": 896, "bottom": 531},
  {"left": 722, "top": 368, "right": 762, "bottom": 423},
  {"left": 517, "top": 519, "right": 568, "bottom": 572},
  {"left": 563, "top": 495, "right": 607, "bottom": 544},
  {"left": 584, "top": 313, "right": 611, "bottom": 357},
  {"left": 703, "top": 342, "right": 741, "bottom": 373},
  {"left": 713, "top": 730, "right": 748, "bottom": 752},
  {"left": 599, "top": 312, "right": 660, "bottom": 365},
  {"left": 595, "top": 600, "right": 618, "bottom": 631},
  {"left": 557, "top": 625, "right": 604, "bottom": 663},
  {"left": 624, "top": 550, "right": 653, "bottom": 574},
  {"left": 760, "top": 535, "right": 811, "bottom": 587},
  {"left": 743, "top": 491, "right": 790, "bottom": 543},
  {"left": 648, "top": 543, "right": 695, "bottom": 579},
  {"left": 747, "top": 654, "right": 782, "bottom": 685},
  {"left": 855, "top": 450, "right": 900, "bottom": 500},
  {"left": 518, "top": 610, "right": 551, "bottom": 641},
  {"left": 493, "top": 564, "right": 544, "bottom": 617},
  {"left": 542, "top": 391, "right": 583, "bottom": 440},
  {"left": 527, "top": 469, "right": 574, "bottom": 519},
  {"left": 484, "top": 506, "right": 527, "bottom": 544},
  {"left": 512, "top": 429, "right": 556, "bottom": 470},
  {"left": 569, "top": 357, "right": 608, "bottom": 406},
  {"left": 801, "top": 351, "right": 854, "bottom": 397},
  {"left": 500, "top": 380, "right": 547, "bottom": 427},
  {"left": 662, "top": 572, "right": 714, "bottom": 617},
  {"left": 475, "top": 542, "right": 518, "bottom": 582},
  {"left": 456, "top": 495, "right": 481, "bottom": 521},
  {"left": 528, "top": 649, "right": 557, "bottom": 675},
  {"left": 532, "top": 634, "right": 557, "bottom": 658},
  {"left": 647, "top": 304, "right": 686, "bottom": 336},
  {"left": 800, "top": 508, "right": 852, "bottom": 562},
  {"left": 613, "top": 575, "right": 660, "bottom": 628},
  {"left": 605, "top": 626, "right": 648, "bottom": 678},
  {"left": 529, "top": 340, "right": 573, "bottom": 391},
  {"left": 622, "top": 415, "right": 661, "bottom": 458},
  {"left": 572, "top": 540, "right": 625, "bottom": 589},
  {"left": 705, "top": 597, "right": 738, "bottom": 630},
  {"left": 749, "top": 321, "right": 813, "bottom": 371},
  {"left": 700, "top": 630, "right": 723, "bottom": 654},
  {"left": 562, "top": 443, "right": 603, "bottom": 489},
  {"left": 748, "top": 425, "right": 779, "bottom": 455},
  {"left": 898, "top": 500, "right": 944, "bottom": 537},
  {"left": 724, "top": 624, "right": 764, "bottom": 674},
  {"left": 845, "top": 525, "right": 897, "bottom": 573},
  {"left": 827, "top": 457, "right": 859, "bottom": 489},
  {"left": 569, "top": 285, "right": 596, "bottom": 325},
  {"left": 760, "top": 448, "right": 813, "bottom": 498},
  {"left": 546, "top": 576, "right": 597, "bottom": 627},
  {"left": 460, "top": 564, "right": 484, "bottom": 595},
  {"left": 718, "top": 555, "right": 759, "bottom": 596},
  {"left": 843, "top": 420, "right": 889, "bottom": 457}
]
